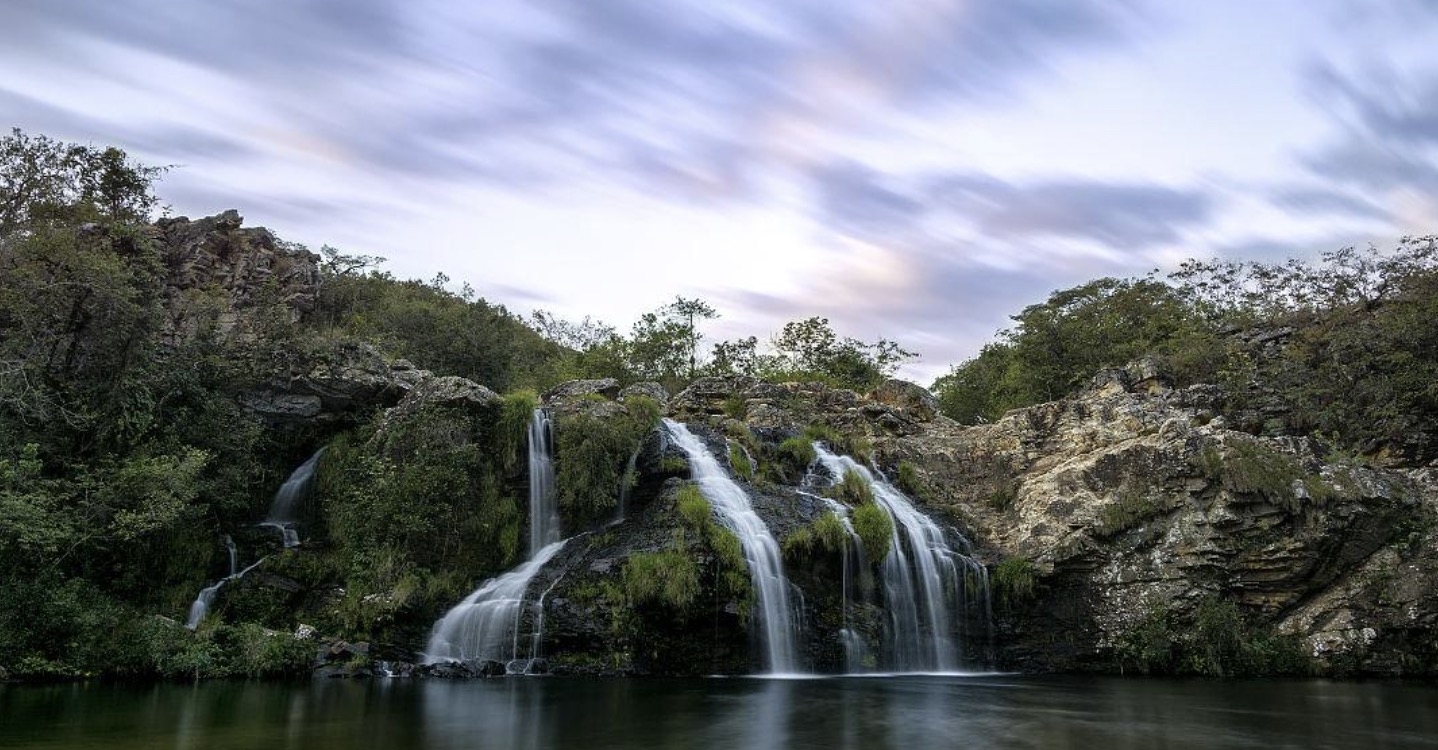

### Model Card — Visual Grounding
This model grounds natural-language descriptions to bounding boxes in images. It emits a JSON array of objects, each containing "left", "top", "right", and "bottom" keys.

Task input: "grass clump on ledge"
[
  {"left": 992, "top": 556, "right": 1036, "bottom": 609},
  {"left": 622, "top": 548, "right": 700, "bottom": 611},
  {"left": 728, "top": 442, "right": 754, "bottom": 481},
  {"left": 851, "top": 502, "right": 893, "bottom": 561}
]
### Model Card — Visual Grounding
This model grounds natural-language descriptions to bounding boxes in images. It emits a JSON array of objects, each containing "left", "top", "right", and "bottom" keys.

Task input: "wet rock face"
[{"left": 883, "top": 367, "right": 1438, "bottom": 676}]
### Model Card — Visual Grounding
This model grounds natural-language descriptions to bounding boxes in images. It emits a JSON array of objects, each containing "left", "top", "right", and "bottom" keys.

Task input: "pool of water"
[{"left": 3, "top": 674, "right": 1436, "bottom": 749}]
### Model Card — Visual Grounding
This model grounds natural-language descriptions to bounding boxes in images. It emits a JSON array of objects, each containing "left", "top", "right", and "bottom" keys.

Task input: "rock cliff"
[
  {"left": 530, "top": 368, "right": 1437, "bottom": 676},
  {"left": 154, "top": 210, "right": 320, "bottom": 344}
]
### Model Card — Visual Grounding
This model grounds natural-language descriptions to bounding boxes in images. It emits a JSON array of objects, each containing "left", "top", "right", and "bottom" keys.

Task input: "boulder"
[
  {"left": 387, "top": 375, "right": 498, "bottom": 417},
  {"left": 619, "top": 381, "right": 669, "bottom": 406},
  {"left": 242, "top": 342, "right": 428, "bottom": 423},
  {"left": 868, "top": 379, "right": 940, "bottom": 422},
  {"left": 545, "top": 378, "right": 621, "bottom": 402}
]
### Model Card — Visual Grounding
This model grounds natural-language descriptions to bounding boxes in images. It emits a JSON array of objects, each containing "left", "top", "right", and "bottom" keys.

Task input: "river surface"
[{"left": 3, "top": 674, "right": 1436, "bottom": 749}]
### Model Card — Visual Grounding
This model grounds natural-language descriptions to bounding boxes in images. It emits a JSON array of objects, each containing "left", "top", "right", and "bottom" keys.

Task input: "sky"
[{"left": 4, "top": 0, "right": 1437, "bottom": 383}]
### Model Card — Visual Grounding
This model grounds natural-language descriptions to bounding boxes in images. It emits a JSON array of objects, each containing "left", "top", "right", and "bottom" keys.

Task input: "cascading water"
[
  {"left": 224, "top": 535, "right": 237, "bottom": 577},
  {"left": 528, "top": 410, "right": 560, "bottom": 555},
  {"left": 260, "top": 448, "right": 324, "bottom": 548},
  {"left": 424, "top": 540, "right": 568, "bottom": 664},
  {"left": 821, "top": 500, "right": 872, "bottom": 673},
  {"left": 425, "top": 409, "right": 567, "bottom": 666},
  {"left": 663, "top": 419, "right": 800, "bottom": 674},
  {"left": 185, "top": 556, "right": 267, "bottom": 630},
  {"left": 799, "top": 464, "right": 872, "bottom": 674},
  {"left": 614, "top": 444, "right": 641, "bottom": 524},
  {"left": 813, "top": 444, "right": 988, "bottom": 672}
]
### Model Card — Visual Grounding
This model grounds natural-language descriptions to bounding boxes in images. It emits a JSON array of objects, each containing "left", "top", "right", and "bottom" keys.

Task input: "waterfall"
[
  {"left": 821, "top": 499, "right": 872, "bottom": 673},
  {"left": 185, "top": 557, "right": 267, "bottom": 630},
  {"left": 663, "top": 419, "right": 800, "bottom": 674},
  {"left": 813, "top": 444, "right": 987, "bottom": 672},
  {"left": 425, "top": 408, "right": 567, "bottom": 666},
  {"left": 614, "top": 444, "right": 641, "bottom": 523},
  {"left": 528, "top": 410, "right": 560, "bottom": 555},
  {"left": 185, "top": 583, "right": 223, "bottom": 630},
  {"left": 261, "top": 449, "right": 324, "bottom": 548},
  {"left": 224, "top": 535, "right": 237, "bottom": 577},
  {"left": 424, "top": 540, "right": 568, "bottom": 664},
  {"left": 800, "top": 464, "right": 872, "bottom": 674}
]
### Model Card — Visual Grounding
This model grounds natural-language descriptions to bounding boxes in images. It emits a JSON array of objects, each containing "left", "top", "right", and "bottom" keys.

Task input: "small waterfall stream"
[
  {"left": 527, "top": 410, "right": 560, "bottom": 555},
  {"left": 614, "top": 444, "right": 641, "bottom": 524},
  {"left": 260, "top": 448, "right": 324, "bottom": 548},
  {"left": 813, "top": 444, "right": 988, "bottom": 672},
  {"left": 185, "top": 446, "right": 325, "bottom": 629},
  {"left": 425, "top": 409, "right": 567, "bottom": 667},
  {"left": 424, "top": 540, "right": 569, "bottom": 665},
  {"left": 185, "top": 556, "right": 267, "bottom": 630},
  {"left": 663, "top": 419, "right": 800, "bottom": 674}
]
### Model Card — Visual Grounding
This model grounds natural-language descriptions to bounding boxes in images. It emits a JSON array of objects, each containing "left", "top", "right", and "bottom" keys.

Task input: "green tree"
[
  {"left": 933, "top": 278, "right": 1214, "bottom": 423},
  {"left": 765, "top": 317, "right": 915, "bottom": 390},
  {"left": 627, "top": 296, "right": 719, "bottom": 389}
]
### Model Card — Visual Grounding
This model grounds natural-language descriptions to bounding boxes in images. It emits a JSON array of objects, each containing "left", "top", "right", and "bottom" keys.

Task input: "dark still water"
[{"left": 3, "top": 675, "right": 1436, "bottom": 750}]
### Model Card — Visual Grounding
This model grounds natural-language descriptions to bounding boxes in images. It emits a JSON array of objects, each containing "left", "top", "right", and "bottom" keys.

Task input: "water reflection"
[{"left": 3, "top": 676, "right": 1438, "bottom": 749}]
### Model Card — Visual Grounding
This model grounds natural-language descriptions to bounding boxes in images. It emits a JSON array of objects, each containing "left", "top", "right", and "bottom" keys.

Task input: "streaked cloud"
[{"left": 2, "top": 0, "right": 1435, "bottom": 384}]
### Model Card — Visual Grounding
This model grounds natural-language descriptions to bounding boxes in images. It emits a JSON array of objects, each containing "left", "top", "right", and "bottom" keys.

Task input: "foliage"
[
  {"left": 624, "top": 296, "right": 719, "bottom": 390},
  {"left": 1, "top": 127, "right": 164, "bottom": 235},
  {"left": 828, "top": 468, "right": 875, "bottom": 507},
  {"left": 932, "top": 278, "right": 1217, "bottom": 424},
  {"left": 1194, "top": 440, "right": 1321, "bottom": 512},
  {"left": 760, "top": 317, "right": 915, "bottom": 390},
  {"left": 623, "top": 547, "right": 702, "bottom": 611},
  {"left": 1094, "top": 486, "right": 1162, "bottom": 537},
  {"left": 894, "top": 460, "right": 931, "bottom": 503},
  {"left": 851, "top": 502, "right": 893, "bottom": 562},
  {"left": 622, "top": 482, "right": 751, "bottom": 619},
  {"left": 676, "top": 485, "right": 712, "bottom": 531},
  {"left": 728, "top": 441, "right": 754, "bottom": 481},
  {"left": 992, "top": 557, "right": 1037, "bottom": 609},
  {"left": 555, "top": 396, "right": 660, "bottom": 527},
  {"left": 776, "top": 437, "right": 817, "bottom": 473},
  {"left": 988, "top": 482, "right": 1019, "bottom": 512},
  {"left": 782, "top": 511, "right": 849, "bottom": 562},
  {"left": 311, "top": 266, "right": 567, "bottom": 393},
  {"left": 813, "top": 511, "right": 850, "bottom": 552},
  {"left": 934, "top": 239, "right": 1438, "bottom": 466},
  {"left": 1116, "top": 597, "right": 1311, "bottom": 677},
  {"left": 496, "top": 390, "right": 540, "bottom": 472},
  {"left": 321, "top": 405, "right": 523, "bottom": 623}
]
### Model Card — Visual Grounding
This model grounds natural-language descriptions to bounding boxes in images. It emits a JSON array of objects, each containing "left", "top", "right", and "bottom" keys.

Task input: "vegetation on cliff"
[{"left": 933, "top": 241, "right": 1438, "bottom": 466}]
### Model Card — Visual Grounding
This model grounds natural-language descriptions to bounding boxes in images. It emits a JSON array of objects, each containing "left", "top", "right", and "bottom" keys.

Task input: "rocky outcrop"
[
  {"left": 867, "top": 368, "right": 1437, "bottom": 676},
  {"left": 251, "top": 362, "right": 1432, "bottom": 679},
  {"left": 624, "top": 371, "right": 1438, "bottom": 676},
  {"left": 242, "top": 342, "right": 429, "bottom": 423},
  {"left": 374, "top": 375, "right": 499, "bottom": 442},
  {"left": 154, "top": 210, "right": 320, "bottom": 344}
]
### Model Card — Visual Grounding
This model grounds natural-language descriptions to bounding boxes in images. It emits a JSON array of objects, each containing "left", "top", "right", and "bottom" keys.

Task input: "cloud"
[
  {"left": 812, "top": 164, "right": 1216, "bottom": 251},
  {"left": 1269, "top": 186, "right": 1392, "bottom": 221},
  {"left": 963, "top": 180, "right": 1215, "bottom": 249},
  {"left": 0, "top": 87, "right": 254, "bottom": 162},
  {"left": 1298, "top": 63, "right": 1438, "bottom": 195},
  {"left": 1306, "top": 62, "right": 1438, "bottom": 147},
  {"left": 811, "top": 161, "right": 927, "bottom": 237},
  {"left": 1, "top": 0, "right": 1143, "bottom": 192}
]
